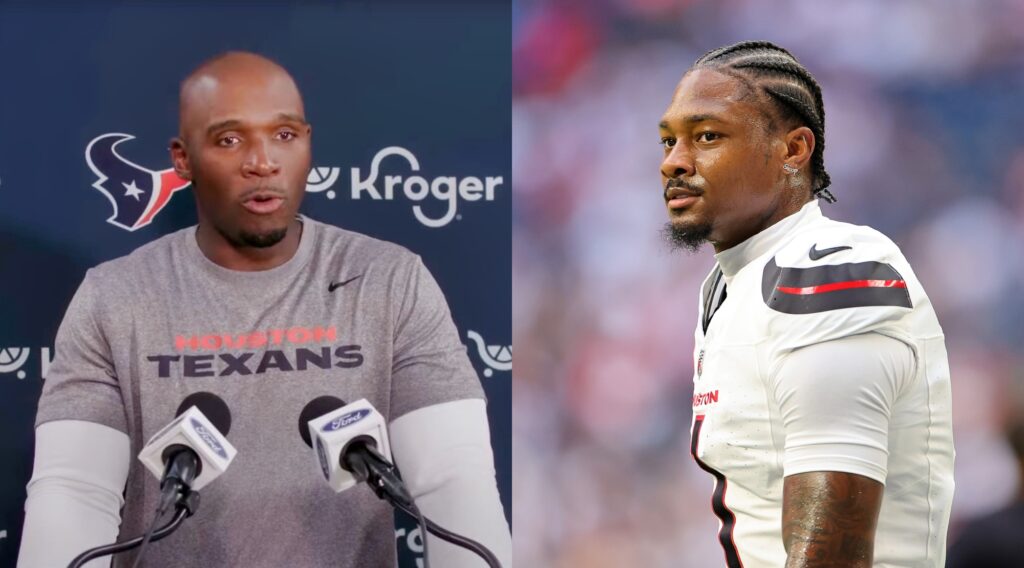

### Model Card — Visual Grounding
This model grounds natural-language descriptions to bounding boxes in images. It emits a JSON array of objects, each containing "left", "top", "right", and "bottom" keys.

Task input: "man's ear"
[
  {"left": 783, "top": 126, "right": 814, "bottom": 172},
  {"left": 169, "top": 137, "right": 191, "bottom": 181}
]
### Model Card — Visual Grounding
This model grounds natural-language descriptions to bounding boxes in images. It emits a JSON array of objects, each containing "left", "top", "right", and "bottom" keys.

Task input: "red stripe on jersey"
[{"left": 776, "top": 279, "right": 907, "bottom": 295}]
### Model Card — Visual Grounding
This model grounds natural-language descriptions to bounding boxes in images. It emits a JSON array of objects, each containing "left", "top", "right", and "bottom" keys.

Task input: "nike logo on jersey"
[
  {"left": 808, "top": 244, "right": 852, "bottom": 260},
  {"left": 328, "top": 275, "right": 362, "bottom": 292},
  {"left": 761, "top": 257, "right": 912, "bottom": 314}
]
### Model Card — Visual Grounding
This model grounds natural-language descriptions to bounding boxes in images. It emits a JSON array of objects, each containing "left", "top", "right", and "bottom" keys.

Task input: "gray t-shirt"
[{"left": 36, "top": 215, "right": 484, "bottom": 567}]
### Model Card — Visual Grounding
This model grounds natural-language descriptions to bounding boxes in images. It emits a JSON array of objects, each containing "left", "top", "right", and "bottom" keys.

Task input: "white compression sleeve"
[
  {"left": 770, "top": 332, "right": 915, "bottom": 483},
  {"left": 389, "top": 399, "right": 512, "bottom": 567},
  {"left": 18, "top": 420, "right": 129, "bottom": 568}
]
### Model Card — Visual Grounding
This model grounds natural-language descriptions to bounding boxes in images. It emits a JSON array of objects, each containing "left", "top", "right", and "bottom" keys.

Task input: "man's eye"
[
  {"left": 277, "top": 131, "right": 297, "bottom": 141},
  {"left": 218, "top": 136, "right": 240, "bottom": 147},
  {"left": 660, "top": 137, "right": 676, "bottom": 150},
  {"left": 696, "top": 132, "right": 720, "bottom": 143}
]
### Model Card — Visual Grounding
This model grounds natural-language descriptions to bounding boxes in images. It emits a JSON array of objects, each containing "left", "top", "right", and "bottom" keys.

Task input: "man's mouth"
[
  {"left": 667, "top": 195, "right": 698, "bottom": 210},
  {"left": 241, "top": 192, "right": 285, "bottom": 215},
  {"left": 665, "top": 186, "right": 702, "bottom": 210}
]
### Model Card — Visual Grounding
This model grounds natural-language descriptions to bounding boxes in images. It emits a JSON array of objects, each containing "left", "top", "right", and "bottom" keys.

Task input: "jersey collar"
[
  {"left": 186, "top": 214, "right": 317, "bottom": 286},
  {"left": 715, "top": 199, "right": 822, "bottom": 279}
]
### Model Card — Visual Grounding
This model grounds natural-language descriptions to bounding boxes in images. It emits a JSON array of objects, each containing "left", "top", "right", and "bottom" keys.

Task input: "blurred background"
[{"left": 512, "top": 0, "right": 1024, "bottom": 565}]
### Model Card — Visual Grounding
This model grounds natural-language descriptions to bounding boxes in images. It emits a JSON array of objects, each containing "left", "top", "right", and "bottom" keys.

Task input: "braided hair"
[{"left": 693, "top": 41, "right": 836, "bottom": 203}]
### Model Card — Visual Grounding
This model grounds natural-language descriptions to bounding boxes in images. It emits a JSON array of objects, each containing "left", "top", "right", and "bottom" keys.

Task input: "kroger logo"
[
  {"left": 190, "top": 418, "right": 228, "bottom": 459},
  {"left": 322, "top": 409, "right": 371, "bottom": 432},
  {"left": 304, "top": 146, "right": 504, "bottom": 228},
  {"left": 466, "top": 331, "right": 511, "bottom": 378},
  {"left": 0, "top": 347, "right": 32, "bottom": 380},
  {"left": 0, "top": 346, "right": 53, "bottom": 381}
]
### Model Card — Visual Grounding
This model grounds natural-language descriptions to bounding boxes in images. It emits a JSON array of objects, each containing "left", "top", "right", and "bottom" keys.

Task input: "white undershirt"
[
  {"left": 18, "top": 399, "right": 510, "bottom": 568},
  {"left": 770, "top": 332, "right": 915, "bottom": 483},
  {"left": 19, "top": 420, "right": 129, "bottom": 568},
  {"left": 390, "top": 399, "right": 512, "bottom": 567}
]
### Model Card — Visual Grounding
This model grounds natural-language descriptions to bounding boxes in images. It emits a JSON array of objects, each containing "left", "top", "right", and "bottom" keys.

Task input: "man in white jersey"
[
  {"left": 659, "top": 41, "right": 954, "bottom": 567},
  {"left": 18, "top": 52, "right": 511, "bottom": 567}
]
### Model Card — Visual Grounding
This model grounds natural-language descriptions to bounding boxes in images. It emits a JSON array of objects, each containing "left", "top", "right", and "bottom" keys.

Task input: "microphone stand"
[
  {"left": 66, "top": 490, "right": 200, "bottom": 568},
  {"left": 392, "top": 500, "right": 503, "bottom": 568},
  {"left": 346, "top": 445, "right": 503, "bottom": 568}
]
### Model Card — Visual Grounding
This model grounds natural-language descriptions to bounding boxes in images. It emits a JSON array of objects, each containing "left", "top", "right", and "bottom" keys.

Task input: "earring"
[{"left": 782, "top": 164, "right": 798, "bottom": 174}]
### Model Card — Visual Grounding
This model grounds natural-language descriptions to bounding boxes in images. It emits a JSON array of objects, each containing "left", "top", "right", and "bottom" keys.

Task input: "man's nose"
[
  {"left": 660, "top": 143, "right": 694, "bottom": 179},
  {"left": 242, "top": 139, "right": 281, "bottom": 178}
]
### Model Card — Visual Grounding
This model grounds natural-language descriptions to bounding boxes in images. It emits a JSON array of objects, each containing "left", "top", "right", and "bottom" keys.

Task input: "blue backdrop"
[{"left": 0, "top": 2, "right": 511, "bottom": 566}]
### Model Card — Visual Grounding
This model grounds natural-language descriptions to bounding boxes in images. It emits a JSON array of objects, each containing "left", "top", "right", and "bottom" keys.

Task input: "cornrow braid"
[
  {"left": 695, "top": 40, "right": 794, "bottom": 66},
  {"left": 693, "top": 41, "right": 836, "bottom": 203}
]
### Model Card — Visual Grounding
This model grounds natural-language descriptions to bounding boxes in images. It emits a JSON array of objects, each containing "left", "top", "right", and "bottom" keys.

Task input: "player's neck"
[
  {"left": 195, "top": 219, "right": 304, "bottom": 272},
  {"left": 711, "top": 195, "right": 812, "bottom": 254}
]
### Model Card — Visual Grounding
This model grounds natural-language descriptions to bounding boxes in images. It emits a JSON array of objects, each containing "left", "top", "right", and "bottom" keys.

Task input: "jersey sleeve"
[
  {"left": 769, "top": 332, "right": 915, "bottom": 483},
  {"left": 761, "top": 226, "right": 919, "bottom": 368},
  {"left": 35, "top": 269, "right": 127, "bottom": 433},
  {"left": 389, "top": 257, "right": 484, "bottom": 419}
]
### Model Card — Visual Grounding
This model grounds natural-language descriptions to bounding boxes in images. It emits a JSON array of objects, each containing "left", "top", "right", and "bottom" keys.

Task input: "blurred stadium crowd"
[{"left": 512, "top": 0, "right": 1024, "bottom": 565}]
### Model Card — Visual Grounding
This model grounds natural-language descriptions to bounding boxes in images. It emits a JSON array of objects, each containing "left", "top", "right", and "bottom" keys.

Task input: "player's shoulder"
[
  {"left": 88, "top": 227, "right": 185, "bottom": 284},
  {"left": 761, "top": 213, "right": 913, "bottom": 316},
  {"left": 308, "top": 216, "right": 421, "bottom": 268},
  {"left": 774, "top": 214, "right": 906, "bottom": 267},
  {"left": 70, "top": 228, "right": 187, "bottom": 314}
]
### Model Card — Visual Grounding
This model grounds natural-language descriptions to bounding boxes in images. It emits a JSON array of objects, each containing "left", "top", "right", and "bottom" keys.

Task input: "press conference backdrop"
[{"left": 0, "top": 2, "right": 511, "bottom": 566}]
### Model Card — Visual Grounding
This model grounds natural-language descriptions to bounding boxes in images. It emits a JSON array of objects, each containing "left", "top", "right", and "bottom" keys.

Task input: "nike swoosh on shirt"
[
  {"left": 808, "top": 244, "right": 852, "bottom": 261},
  {"left": 328, "top": 275, "right": 362, "bottom": 292}
]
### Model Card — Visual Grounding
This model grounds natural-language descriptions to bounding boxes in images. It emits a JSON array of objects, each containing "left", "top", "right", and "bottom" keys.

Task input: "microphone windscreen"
[
  {"left": 298, "top": 396, "right": 347, "bottom": 447},
  {"left": 176, "top": 392, "right": 232, "bottom": 436}
]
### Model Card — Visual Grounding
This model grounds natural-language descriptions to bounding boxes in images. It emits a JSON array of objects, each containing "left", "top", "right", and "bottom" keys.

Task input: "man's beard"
[
  {"left": 217, "top": 225, "right": 289, "bottom": 249},
  {"left": 237, "top": 228, "right": 288, "bottom": 248},
  {"left": 662, "top": 220, "right": 712, "bottom": 252}
]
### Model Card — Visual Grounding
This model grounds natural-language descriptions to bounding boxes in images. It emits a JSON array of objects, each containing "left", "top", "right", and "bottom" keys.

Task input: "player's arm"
[
  {"left": 769, "top": 332, "right": 915, "bottom": 568},
  {"left": 20, "top": 270, "right": 130, "bottom": 567},
  {"left": 782, "top": 470, "right": 883, "bottom": 567},
  {"left": 388, "top": 256, "right": 511, "bottom": 566},
  {"left": 19, "top": 421, "right": 129, "bottom": 568},
  {"left": 390, "top": 399, "right": 511, "bottom": 567}
]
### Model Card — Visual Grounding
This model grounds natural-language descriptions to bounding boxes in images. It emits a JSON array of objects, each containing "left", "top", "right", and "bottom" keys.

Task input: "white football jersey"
[{"left": 690, "top": 200, "right": 955, "bottom": 567}]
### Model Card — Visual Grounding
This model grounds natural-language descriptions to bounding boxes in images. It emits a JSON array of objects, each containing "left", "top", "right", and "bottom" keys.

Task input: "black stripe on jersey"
[
  {"left": 691, "top": 415, "right": 744, "bottom": 568},
  {"left": 702, "top": 267, "right": 724, "bottom": 333},
  {"left": 761, "top": 256, "right": 912, "bottom": 314}
]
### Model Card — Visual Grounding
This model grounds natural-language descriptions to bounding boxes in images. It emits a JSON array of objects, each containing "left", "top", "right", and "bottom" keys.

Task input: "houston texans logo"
[{"left": 85, "top": 133, "right": 191, "bottom": 231}]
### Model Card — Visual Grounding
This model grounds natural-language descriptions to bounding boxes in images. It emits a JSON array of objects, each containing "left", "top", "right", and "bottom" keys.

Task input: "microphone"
[
  {"left": 298, "top": 396, "right": 412, "bottom": 506},
  {"left": 138, "top": 392, "right": 237, "bottom": 495},
  {"left": 297, "top": 396, "right": 504, "bottom": 568},
  {"left": 68, "top": 393, "right": 237, "bottom": 568}
]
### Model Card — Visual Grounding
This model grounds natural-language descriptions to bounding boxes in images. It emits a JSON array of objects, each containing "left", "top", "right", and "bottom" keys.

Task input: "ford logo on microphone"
[
  {"left": 322, "top": 409, "right": 371, "bottom": 432},
  {"left": 190, "top": 418, "right": 229, "bottom": 459},
  {"left": 316, "top": 438, "right": 331, "bottom": 481}
]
